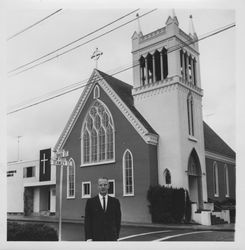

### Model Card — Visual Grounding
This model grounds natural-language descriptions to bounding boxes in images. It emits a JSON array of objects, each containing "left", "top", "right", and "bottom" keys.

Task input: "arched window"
[
  {"left": 67, "top": 159, "right": 75, "bottom": 198},
  {"left": 123, "top": 150, "right": 134, "bottom": 196},
  {"left": 93, "top": 85, "right": 100, "bottom": 99},
  {"left": 213, "top": 161, "right": 219, "bottom": 197},
  {"left": 81, "top": 100, "right": 115, "bottom": 165},
  {"left": 163, "top": 169, "right": 171, "bottom": 186},
  {"left": 224, "top": 164, "right": 229, "bottom": 197},
  {"left": 187, "top": 92, "right": 194, "bottom": 136}
]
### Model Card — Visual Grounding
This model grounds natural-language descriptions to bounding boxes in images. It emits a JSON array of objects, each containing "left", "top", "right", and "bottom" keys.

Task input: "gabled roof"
[
  {"left": 54, "top": 69, "right": 158, "bottom": 151},
  {"left": 97, "top": 70, "right": 157, "bottom": 135},
  {"left": 203, "top": 121, "right": 235, "bottom": 159}
]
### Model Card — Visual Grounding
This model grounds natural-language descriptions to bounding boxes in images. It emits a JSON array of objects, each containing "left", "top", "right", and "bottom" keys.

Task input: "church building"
[{"left": 54, "top": 13, "right": 235, "bottom": 225}]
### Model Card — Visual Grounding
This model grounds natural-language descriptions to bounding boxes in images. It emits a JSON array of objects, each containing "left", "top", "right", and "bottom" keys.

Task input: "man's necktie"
[{"left": 103, "top": 196, "right": 106, "bottom": 212}]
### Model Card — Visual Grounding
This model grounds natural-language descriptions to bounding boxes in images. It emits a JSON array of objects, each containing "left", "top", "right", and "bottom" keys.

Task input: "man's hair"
[{"left": 98, "top": 177, "right": 108, "bottom": 182}]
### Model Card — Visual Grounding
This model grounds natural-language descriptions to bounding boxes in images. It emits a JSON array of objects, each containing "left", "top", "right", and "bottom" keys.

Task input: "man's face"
[{"left": 98, "top": 178, "right": 109, "bottom": 196}]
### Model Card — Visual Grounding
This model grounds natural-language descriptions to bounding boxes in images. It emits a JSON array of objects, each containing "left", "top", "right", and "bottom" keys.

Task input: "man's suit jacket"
[{"left": 84, "top": 195, "right": 121, "bottom": 241}]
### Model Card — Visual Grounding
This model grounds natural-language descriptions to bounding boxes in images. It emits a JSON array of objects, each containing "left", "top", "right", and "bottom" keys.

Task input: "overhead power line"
[
  {"left": 7, "top": 9, "right": 62, "bottom": 41},
  {"left": 8, "top": 8, "right": 140, "bottom": 74},
  {"left": 8, "top": 9, "right": 157, "bottom": 77},
  {"left": 7, "top": 22, "right": 235, "bottom": 115}
]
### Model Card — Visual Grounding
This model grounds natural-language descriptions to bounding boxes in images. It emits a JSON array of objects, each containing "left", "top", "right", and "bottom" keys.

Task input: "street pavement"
[{"left": 7, "top": 214, "right": 235, "bottom": 241}]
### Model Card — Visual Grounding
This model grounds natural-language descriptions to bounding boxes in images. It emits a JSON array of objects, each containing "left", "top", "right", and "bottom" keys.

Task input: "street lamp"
[{"left": 52, "top": 149, "right": 69, "bottom": 241}]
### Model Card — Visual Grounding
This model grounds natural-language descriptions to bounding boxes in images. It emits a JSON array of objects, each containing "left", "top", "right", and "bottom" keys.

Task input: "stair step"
[{"left": 211, "top": 214, "right": 227, "bottom": 225}]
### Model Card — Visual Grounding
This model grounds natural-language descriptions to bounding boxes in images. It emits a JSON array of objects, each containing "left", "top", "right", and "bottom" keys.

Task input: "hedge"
[
  {"left": 147, "top": 185, "right": 192, "bottom": 224},
  {"left": 7, "top": 222, "right": 58, "bottom": 241}
]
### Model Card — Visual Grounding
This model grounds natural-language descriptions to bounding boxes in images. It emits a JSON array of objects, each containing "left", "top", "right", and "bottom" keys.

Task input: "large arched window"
[
  {"left": 81, "top": 100, "right": 115, "bottom": 165},
  {"left": 123, "top": 150, "right": 134, "bottom": 196},
  {"left": 187, "top": 92, "right": 194, "bottom": 136},
  {"left": 213, "top": 161, "right": 219, "bottom": 197},
  {"left": 67, "top": 158, "right": 75, "bottom": 198}
]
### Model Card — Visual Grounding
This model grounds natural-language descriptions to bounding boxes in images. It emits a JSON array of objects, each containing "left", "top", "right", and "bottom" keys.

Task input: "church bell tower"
[{"left": 132, "top": 12, "right": 208, "bottom": 206}]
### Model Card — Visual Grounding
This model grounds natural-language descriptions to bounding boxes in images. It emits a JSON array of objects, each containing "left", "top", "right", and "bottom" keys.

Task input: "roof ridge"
[{"left": 96, "top": 69, "right": 133, "bottom": 89}]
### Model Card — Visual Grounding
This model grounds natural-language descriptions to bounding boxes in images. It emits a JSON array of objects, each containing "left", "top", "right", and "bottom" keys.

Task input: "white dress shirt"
[{"left": 99, "top": 193, "right": 108, "bottom": 211}]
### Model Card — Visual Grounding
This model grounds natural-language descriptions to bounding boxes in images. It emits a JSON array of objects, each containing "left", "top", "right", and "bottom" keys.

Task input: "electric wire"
[
  {"left": 7, "top": 22, "right": 235, "bottom": 115},
  {"left": 7, "top": 9, "right": 62, "bottom": 41},
  {"left": 8, "top": 9, "right": 157, "bottom": 77},
  {"left": 8, "top": 9, "right": 140, "bottom": 73}
]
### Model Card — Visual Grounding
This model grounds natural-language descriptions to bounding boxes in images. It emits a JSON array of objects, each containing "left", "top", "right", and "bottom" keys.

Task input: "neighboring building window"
[
  {"left": 163, "top": 169, "right": 171, "bottom": 185},
  {"left": 93, "top": 85, "right": 100, "bottom": 99},
  {"left": 23, "top": 166, "right": 35, "bottom": 178},
  {"left": 82, "top": 181, "right": 91, "bottom": 198},
  {"left": 108, "top": 179, "right": 115, "bottom": 197},
  {"left": 67, "top": 159, "right": 75, "bottom": 198},
  {"left": 187, "top": 92, "right": 194, "bottom": 136},
  {"left": 224, "top": 164, "right": 230, "bottom": 197},
  {"left": 123, "top": 150, "right": 134, "bottom": 196},
  {"left": 7, "top": 170, "right": 17, "bottom": 177},
  {"left": 81, "top": 100, "right": 115, "bottom": 165},
  {"left": 213, "top": 161, "right": 219, "bottom": 197}
]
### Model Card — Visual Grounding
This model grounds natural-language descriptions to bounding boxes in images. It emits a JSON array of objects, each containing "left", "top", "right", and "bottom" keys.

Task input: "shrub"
[
  {"left": 184, "top": 191, "right": 192, "bottom": 223},
  {"left": 147, "top": 185, "right": 191, "bottom": 224},
  {"left": 7, "top": 222, "right": 58, "bottom": 241}
]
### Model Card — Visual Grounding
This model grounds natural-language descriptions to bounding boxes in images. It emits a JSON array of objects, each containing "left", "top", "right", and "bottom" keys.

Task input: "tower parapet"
[{"left": 132, "top": 14, "right": 201, "bottom": 94}]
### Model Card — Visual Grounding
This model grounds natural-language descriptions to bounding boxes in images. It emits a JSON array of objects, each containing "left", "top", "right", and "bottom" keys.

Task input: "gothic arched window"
[
  {"left": 67, "top": 158, "right": 75, "bottom": 198},
  {"left": 93, "top": 85, "right": 100, "bottom": 99},
  {"left": 81, "top": 100, "right": 115, "bottom": 165},
  {"left": 163, "top": 169, "right": 171, "bottom": 186},
  {"left": 123, "top": 150, "right": 134, "bottom": 196},
  {"left": 224, "top": 164, "right": 229, "bottom": 197},
  {"left": 213, "top": 161, "right": 219, "bottom": 197},
  {"left": 187, "top": 92, "right": 194, "bottom": 136}
]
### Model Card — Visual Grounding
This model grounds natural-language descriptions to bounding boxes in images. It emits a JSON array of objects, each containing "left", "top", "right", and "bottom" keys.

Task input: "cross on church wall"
[{"left": 41, "top": 153, "right": 48, "bottom": 174}]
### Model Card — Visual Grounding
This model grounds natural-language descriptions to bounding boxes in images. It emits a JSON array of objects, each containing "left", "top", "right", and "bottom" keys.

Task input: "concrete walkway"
[{"left": 7, "top": 214, "right": 235, "bottom": 232}]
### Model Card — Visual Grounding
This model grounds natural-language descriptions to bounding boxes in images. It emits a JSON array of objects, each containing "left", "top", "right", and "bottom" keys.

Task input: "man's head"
[{"left": 97, "top": 177, "right": 109, "bottom": 196}]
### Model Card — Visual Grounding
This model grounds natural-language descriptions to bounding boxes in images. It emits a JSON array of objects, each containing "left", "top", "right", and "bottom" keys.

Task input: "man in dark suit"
[{"left": 84, "top": 177, "right": 121, "bottom": 241}]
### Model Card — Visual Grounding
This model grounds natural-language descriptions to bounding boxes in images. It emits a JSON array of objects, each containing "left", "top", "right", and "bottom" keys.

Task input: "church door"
[{"left": 187, "top": 150, "right": 203, "bottom": 209}]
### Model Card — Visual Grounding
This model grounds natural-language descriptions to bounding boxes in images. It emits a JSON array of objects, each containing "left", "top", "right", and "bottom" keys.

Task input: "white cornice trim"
[
  {"left": 133, "top": 75, "right": 203, "bottom": 100},
  {"left": 97, "top": 71, "right": 158, "bottom": 145},
  {"left": 205, "top": 151, "right": 236, "bottom": 165},
  {"left": 8, "top": 159, "right": 39, "bottom": 166},
  {"left": 24, "top": 180, "right": 56, "bottom": 187}
]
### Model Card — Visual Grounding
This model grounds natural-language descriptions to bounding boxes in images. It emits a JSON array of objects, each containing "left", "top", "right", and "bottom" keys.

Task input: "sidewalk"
[{"left": 7, "top": 214, "right": 235, "bottom": 232}]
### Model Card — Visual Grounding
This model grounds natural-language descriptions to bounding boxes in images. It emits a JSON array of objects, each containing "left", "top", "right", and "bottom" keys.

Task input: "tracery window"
[{"left": 81, "top": 100, "right": 115, "bottom": 165}]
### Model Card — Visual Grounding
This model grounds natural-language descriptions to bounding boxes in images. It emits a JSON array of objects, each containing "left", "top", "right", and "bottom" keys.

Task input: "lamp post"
[{"left": 53, "top": 149, "right": 69, "bottom": 241}]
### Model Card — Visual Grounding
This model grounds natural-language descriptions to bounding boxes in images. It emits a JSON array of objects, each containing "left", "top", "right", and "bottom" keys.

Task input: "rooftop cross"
[{"left": 91, "top": 48, "right": 103, "bottom": 69}]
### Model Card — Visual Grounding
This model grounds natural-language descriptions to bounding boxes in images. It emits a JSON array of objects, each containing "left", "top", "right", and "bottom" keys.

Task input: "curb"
[{"left": 7, "top": 217, "right": 235, "bottom": 232}]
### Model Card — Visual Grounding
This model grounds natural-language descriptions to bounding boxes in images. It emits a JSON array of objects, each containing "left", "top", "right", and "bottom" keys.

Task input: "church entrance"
[{"left": 187, "top": 149, "right": 203, "bottom": 209}]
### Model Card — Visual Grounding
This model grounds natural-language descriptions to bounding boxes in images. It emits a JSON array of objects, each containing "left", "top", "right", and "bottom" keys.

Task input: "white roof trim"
[
  {"left": 205, "top": 150, "right": 235, "bottom": 165},
  {"left": 54, "top": 70, "right": 158, "bottom": 151}
]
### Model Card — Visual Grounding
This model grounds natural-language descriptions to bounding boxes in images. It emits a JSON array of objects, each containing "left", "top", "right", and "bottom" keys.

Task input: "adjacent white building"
[{"left": 7, "top": 148, "right": 56, "bottom": 216}]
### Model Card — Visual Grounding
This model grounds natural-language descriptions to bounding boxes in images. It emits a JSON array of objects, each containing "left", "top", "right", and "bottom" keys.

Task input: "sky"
[{"left": 4, "top": 4, "right": 236, "bottom": 163}]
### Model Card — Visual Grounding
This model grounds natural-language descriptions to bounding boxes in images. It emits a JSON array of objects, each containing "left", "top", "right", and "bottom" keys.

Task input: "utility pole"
[
  {"left": 17, "top": 136, "right": 22, "bottom": 161},
  {"left": 52, "top": 149, "right": 69, "bottom": 241}
]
